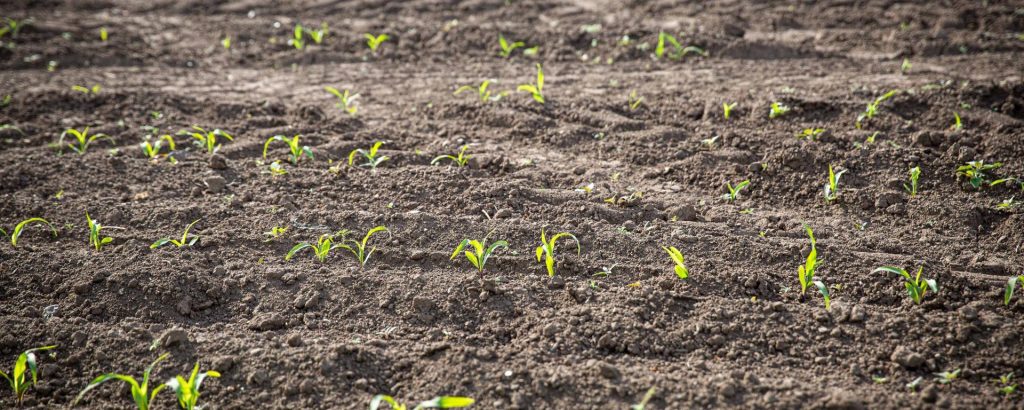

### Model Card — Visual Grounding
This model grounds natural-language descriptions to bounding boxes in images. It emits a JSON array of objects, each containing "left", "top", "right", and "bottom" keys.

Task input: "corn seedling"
[
  {"left": 956, "top": 160, "right": 1002, "bottom": 189},
  {"left": 768, "top": 102, "right": 789, "bottom": 119},
  {"left": 180, "top": 126, "right": 232, "bottom": 154},
  {"left": 998, "top": 373, "right": 1016, "bottom": 395},
  {"left": 454, "top": 80, "right": 507, "bottom": 103},
  {"left": 535, "top": 229, "right": 580, "bottom": 277},
  {"left": 72, "top": 85, "right": 101, "bottom": 95},
  {"left": 1006, "top": 275, "right": 1024, "bottom": 306},
  {"left": 140, "top": 135, "right": 176, "bottom": 160},
  {"left": 165, "top": 363, "right": 220, "bottom": 410},
  {"left": 906, "top": 377, "right": 923, "bottom": 391},
  {"left": 266, "top": 160, "right": 287, "bottom": 176},
  {"left": 74, "top": 353, "right": 169, "bottom": 410},
  {"left": 855, "top": 90, "right": 898, "bottom": 129},
  {"left": 627, "top": 90, "right": 643, "bottom": 111},
  {"left": 289, "top": 24, "right": 305, "bottom": 49},
  {"left": 873, "top": 266, "right": 937, "bottom": 304},
  {"left": 86, "top": 212, "right": 114, "bottom": 251},
  {"left": 0, "top": 18, "right": 29, "bottom": 39},
  {"left": 1, "top": 95, "right": 10, "bottom": 107},
  {"left": 991, "top": 176, "right": 1024, "bottom": 191},
  {"left": 365, "top": 33, "right": 389, "bottom": 53},
  {"left": 722, "top": 180, "right": 750, "bottom": 202},
  {"left": 722, "top": 102, "right": 736, "bottom": 119},
  {"left": 934, "top": 369, "right": 961, "bottom": 384},
  {"left": 813, "top": 280, "right": 831, "bottom": 311},
  {"left": 796, "top": 128, "right": 824, "bottom": 140},
  {"left": 517, "top": 63, "right": 545, "bottom": 104},
  {"left": 905, "top": 166, "right": 920, "bottom": 196},
  {"left": 1, "top": 345, "right": 56, "bottom": 406},
  {"left": 950, "top": 111, "right": 962, "bottom": 131},
  {"left": 264, "top": 226, "right": 287, "bottom": 241},
  {"left": 823, "top": 164, "right": 846, "bottom": 202},
  {"left": 348, "top": 141, "right": 389, "bottom": 169},
  {"left": 900, "top": 58, "right": 911, "bottom": 73},
  {"left": 451, "top": 237, "right": 509, "bottom": 273},
  {"left": 221, "top": 36, "right": 230, "bottom": 49},
  {"left": 305, "top": 23, "right": 328, "bottom": 44},
  {"left": 663, "top": 246, "right": 689, "bottom": 279},
  {"left": 263, "top": 134, "right": 313, "bottom": 165},
  {"left": 498, "top": 34, "right": 524, "bottom": 57},
  {"left": 336, "top": 226, "right": 390, "bottom": 268},
  {"left": 286, "top": 232, "right": 346, "bottom": 263},
  {"left": 630, "top": 387, "right": 656, "bottom": 410},
  {"left": 797, "top": 224, "right": 818, "bottom": 294},
  {"left": 432, "top": 145, "right": 470, "bottom": 167},
  {"left": 8, "top": 217, "right": 57, "bottom": 247},
  {"left": 150, "top": 219, "right": 200, "bottom": 249},
  {"left": 324, "top": 86, "right": 359, "bottom": 116},
  {"left": 370, "top": 394, "right": 474, "bottom": 410},
  {"left": 60, "top": 126, "right": 111, "bottom": 154},
  {"left": 655, "top": 32, "right": 706, "bottom": 60}
]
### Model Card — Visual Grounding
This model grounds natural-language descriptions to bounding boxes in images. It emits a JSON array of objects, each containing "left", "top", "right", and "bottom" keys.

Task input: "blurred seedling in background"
[
  {"left": 348, "top": 141, "right": 389, "bottom": 169},
  {"left": 289, "top": 24, "right": 305, "bottom": 49},
  {"left": 956, "top": 160, "right": 1002, "bottom": 189},
  {"left": 5, "top": 217, "right": 57, "bottom": 247},
  {"left": 74, "top": 353, "right": 168, "bottom": 410},
  {"left": 630, "top": 387, "right": 656, "bottom": 410},
  {"left": 454, "top": 80, "right": 507, "bottom": 103},
  {"left": 873, "top": 266, "right": 937, "bottom": 305},
  {"left": 1, "top": 345, "right": 57, "bottom": 406},
  {"left": 627, "top": 90, "right": 643, "bottom": 111},
  {"left": 140, "top": 134, "right": 176, "bottom": 161},
  {"left": 722, "top": 180, "right": 750, "bottom": 202},
  {"left": 264, "top": 226, "right": 287, "bottom": 241},
  {"left": 60, "top": 126, "right": 111, "bottom": 154},
  {"left": 655, "top": 32, "right": 706, "bottom": 60},
  {"left": 72, "top": 85, "right": 101, "bottom": 95},
  {"left": 996, "top": 197, "right": 1017, "bottom": 211},
  {"left": 823, "top": 164, "right": 846, "bottom": 202},
  {"left": 180, "top": 126, "right": 232, "bottom": 155},
  {"left": 370, "top": 394, "right": 474, "bottom": 410},
  {"left": 365, "top": 33, "right": 389, "bottom": 53},
  {"left": 263, "top": 134, "right": 313, "bottom": 165},
  {"left": 997, "top": 373, "right": 1016, "bottom": 395},
  {"left": 432, "top": 145, "right": 470, "bottom": 167},
  {"left": 0, "top": 17, "right": 31, "bottom": 41},
  {"left": 796, "top": 128, "right": 824, "bottom": 140},
  {"left": 536, "top": 229, "right": 580, "bottom": 277},
  {"left": 150, "top": 219, "right": 200, "bottom": 249},
  {"left": 855, "top": 90, "right": 898, "bottom": 129},
  {"left": 498, "top": 34, "right": 524, "bottom": 57},
  {"left": 304, "top": 23, "right": 328, "bottom": 44},
  {"left": 950, "top": 111, "right": 962, "bottom": 131},
  {"left": 517, "top": 63, "right": 545, "bottom": 104},
  {"left": 324, "top": 86, "right": 358, "bottom": 115},
  {"left": 768, "top": 102, "right": 789, "bottom": 119},
  {"left": 722, "top": 102, "right": 737, "bottom": 119},
  {"left": 934, "top": 369, "right": 961, "bottom": 384},
  {"left": 900, "top": 58, "right": 911, "bottom": 74},
  {"left": 663, "top": 246, "right": 689, "bottom": 279}
]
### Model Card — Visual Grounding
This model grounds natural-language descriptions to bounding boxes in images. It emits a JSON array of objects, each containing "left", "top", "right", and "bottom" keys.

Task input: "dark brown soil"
[{"left": 2, "top": 0, "right": 1024, "bottom": 409}]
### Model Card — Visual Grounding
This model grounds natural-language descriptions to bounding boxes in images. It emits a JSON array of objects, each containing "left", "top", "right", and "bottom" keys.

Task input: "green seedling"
[
  {"left": 74, "top": 353, "right": 169, "bottom": 410},
  {"left": 289, "top": 24, "right": 305, "bottom": 49},
  {"left": 0, "top": 123, "right": 23, "bottom": 135},
  {"left": 722, "top": 102, "right": 736, "bottom": 119},
  {"left": 263, "top": 134, "right": 313, "bottom": 165},
  {"left": 305, "top": 23, "right": 328, "bottom": 44},
  {"left": 663, "top": 246, "right": 689, "bottom": 279},
  {"left": 336, "top": 226, "right": 390, "bottom": 268},
  {"left": 8, "top": 217, "right": 57, "bottom": 247},
  {"left": 798, "top": 224, "right": 818, "bottom": 294},
  {"left": 956, "top": 160, "right": 1002, "bottom": 189},
  {"left": 348, "top": 141, "right": 389, "bottom": 169},
  {"left": 287, "top": 232, "right": 346, "bottom": 263},
  {"left": 1005, "top": 275, "right": 1023, "bottom": 306},
  {"left": 1, "top": 345, "right": 57, "bottom": 406},
  {"left": 906, "top": 377, "right": 923, "bottom": 391},
  {"left": 86, "top": 212, "right": 113, "bottom": 251},
  {"left": 905, "top": 166, "right": 920, "bottom": 196},
  {"left": 451, "top": 237, "right": 509, "bottom": 273},
  {"left": 628, "top": 90, "right": 643, "bottom": 111},
  {"left": 996, "top": 196, "right": 1018, "bottom": 210},
  {"left": 140, "top": 135, "right": 176, "bottom": 160},
  {"left": 150, "top": 219, "right": 200, "bottom": 249},
  {"left": 454, "top": 80, "right": 507, "bottom": 102},
  {"left": 991, "top": 176, "right": 1024, "bottom": 191},
  {"left": 535, "top": 229, "right": 580, "bottom": 277},
  {"left": 823, "top": 164, "right": 846, "bottom": 202},
  {"left": 797, "top": 128, "right": 824, "bottom": 140},
  {"left": 950, "top": 111, "right": 962, "bottom": 131},
  {"left": 431, "top": 145, "right": 470, "bottom": 167},
  {"left": 1, "top": 95, "right": 10, "bottom": 107},
  {"left": 498, "top": 34, "right": 524, "bottom": 57},
  {"left": 165, "top": 363, "right": 220, "bottom": 410},
  {"left": 267, "top": 160, "right": 287, "bottom": 176},
  {"left": 0, "top": 18, "right": 30, "bottom": 39},
  {"left": 100, "top": 27, "right": 108, "bottom": 41},
  {"left": 934, "top": 369, "right": 961, "bottom": 384},
  {"left": 871, "top": 376, "right": 888, "bottom": 384},
  {"left": 72, "top": 85, "right": 101, "bottom": 95},
  {"left": 365, "top": 33, "right": 389, "bottom": 53},
  {"left": 855, "top": 90, "right": 898, "bottom": 129},
  {"left": 998, "top": 373, "right": 1016, "bottom": 395},
  {"left": 654, "top": 31, "right": 706, "bottom": 60},
  {"left": 324, "top": 86, "right": 359, "bottom": 116},
  {"left": 264, "top": 226, "right": 287, "bottom": 241},
  {"left": 768, "top": 102, "right": 789, "bottom": 119},
  {"left": 630, "top": 387, "right": 656, "bottom": 410},
  {"left": 813, "top": 280, "right": 831, "bottom": 311},
  {"left": 517, "top": 63, "right": 545, "bottom": 104},
  {"left": 873, "top": 266, "right": 937, "bottom": 304},
  {"left": 370, "top": 395, "right": 474, "bottom": 410},
  {"left": 221, "top": 35, "right": 230, "bottom": 49},
  {"left": 722, "top": 180, "right": 750, "bottom": 202},
  {"left": 900, "top": 58, "right": 911, "bottom": 73},
  {"left": 60, "top": 126, "right": 111, "bottom": 154},
  {"left": 180, "top": 126, "right": 232, "bottom": 154}
]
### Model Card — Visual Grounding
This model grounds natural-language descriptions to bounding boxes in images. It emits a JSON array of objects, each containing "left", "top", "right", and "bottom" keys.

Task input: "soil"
[{"left": 2, "top": 0, "right": 1024, "bottom": 409}]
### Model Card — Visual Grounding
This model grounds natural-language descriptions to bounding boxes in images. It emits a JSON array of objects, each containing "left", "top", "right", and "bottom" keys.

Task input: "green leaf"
[
  {"left": 371, "top": 394, "right": 401, "bottom": 410},
  {"left": 286, "top": 243, "right": 311, "bottom": 260},
  {"left": 451, "top": 239, "right": 469, "bottom": 260},
  {"left": 873, "top": 266, "right": 910, "bottom": 280},
  {"left": 150, "top": 238, "right": 171, "bottom": 249},
  {"left": 11, "top": 217, "right": 57, "bottom": 247},
  {"left": 1006, "top": 276, "right": 1020, "bottom": 306}
]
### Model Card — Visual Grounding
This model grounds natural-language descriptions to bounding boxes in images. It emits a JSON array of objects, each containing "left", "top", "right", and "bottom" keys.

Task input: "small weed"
[
  {"left": 1005, "top": 275, "right": 1023, "bottom": 306},
  {"left": 934, "top": 369, "right": 961, "bottom": 384},
  {"left": 630, "top": 387, "right": 656, "bottom": 410},
  {"left": 264, "top": 226, "right": 287, "bottom": 241},
  {"left": 72, "top": 84, "right": 101, "bottom": 95},
  {"left": 951, "top": 111, "right": 962, "bottom": 131},
  {"left": 900, "top": 58, "right": 911, "bottom": 74},
  {"left": 165, "top": 363, "right": 220, "bottom": 410},
  {"left": 796, "top": 128, "right": 824, "bottom": 140}
]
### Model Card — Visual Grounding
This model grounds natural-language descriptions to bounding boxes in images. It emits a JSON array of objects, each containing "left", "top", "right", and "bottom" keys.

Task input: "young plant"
[
  {"left": 998, "top": 373, "right": 1016, "bottom": 395},
  {"left": 855, "top": 89, "right": 898, "bottom": 129},
  {"left": 722, "top": 180, "right": 750, "bottom": 202},
  {"left": 950, "top": 111, "right": 962, "bottom": 131},
  {"left": 956, "top": 160, "right": 1002, "bottom": 189},
  {"left": 498, "top": 34, "right": 524, "bottom": 57},
  {"left": 0, "top": 17, "right": 30, "bottom": 40},
  {"left": 900, "top": 58, "right": 911, "bottom": 74},
  {"left": 370, "top": 395, "right": 474, "bottom": 410},
  {"left": 654, "top": 31, "right": 706, "bottom": 60},
  {"left": 164, "top": 362, "right": 220, "bottom": 410},
  {"left": 304, "top": 22, "right": 328, "bottom": 44},
  {"left": 365, "top": 33, "right": 389, "bottom": 53},
  {"left": 1, "top": 345, "right": 57, "bottom": 406},
  {"left": 768, "top": 102, "right": 789, "bottom": 119},
  {"left": 630, "top": 387, "right": 656, "bottom": 410},
  {"left": 516, "top": 63, "right": 545, "bottom": 104},
  {"left": 796, "top": 128, "right": 824, "bottom": 140},
  {"left": 324, "top": 86, "right": 359, "bottom": 116},
  {"left": 74, "top": 353, "right": 169, "bottom": 410},
  {"left": 60, "top": 126, "right": 111, "bottom": 154},
  {"left": 934, "top": 369, "right": 961, "bottom": 384},
  {"left": 181, "top": 126, "right": 232, "bottom": 154},
  {"left": 872, "top": 266, "right": 937, "bottom": 304},
  {"left": 722, "top": 102, "right": 736, "bottom": 119},
  {"left": 813, "top": 280, "right": 831, "bottom": 311},
  {"left": 336, "top": 226, "right": 391, "bottom": 268},
  {"left": 905, "top": 166, "right": 921, "bottom": 196},
  {"left": 627, "top": 90, "right": 643, "bottom": 111},
  {"left": 267, "top": 160, "right": 288, "bottom": 176},
  {"left": 662, "top": 246, "right": 689, "bottom": 279},
  {"left": 348, "top": 141, "right": 389, "bottom": 169},
  {"left": 289, "top": 24, "right": 305, "bottom": 49},
  {"left": 8, "top": 217, "right": 57, "bottom": 247},
  {"left": 535, "top": 229, "right": 581, "bottom": 277},
  {"left": 86, "top": 211, "right": 113, "bottom": 251},
  {"left": 451, "top": 237, "right": 509, "bottom": 274},
  {"left": 150, "top": 219, "right": 201, "bottom": 249},
  {"left": 263, "top": 134, "right": 313, "bottom": 165},
  {"left": 454, "top": 80, "right": 507, "bottom": 103},
  {"left": 797, "top": 224, "right": 818, "bottom": 294},
  {"left": 1005, "top": 275, "right": 1023, "bottom": 306},
  {"left": 72, "top": 85, "right": 101, "bottom": 95},
  {"left": 221, "top": 36, "right": 230, "bottom": 49},
  {"left": 431, "top": 145, "right": 470, "bottom": 167},
  {"left": 264, "top": 226, "right": 287, "bottom": 241},
  {"left": 823, "top": 164, "right": 846, "bottom": 202},
  {"left": 140, "top": 135, "right": 176, "bottom": 160},
  {"left": 286, "top": 232, "right": 345, "bottom": 263}
]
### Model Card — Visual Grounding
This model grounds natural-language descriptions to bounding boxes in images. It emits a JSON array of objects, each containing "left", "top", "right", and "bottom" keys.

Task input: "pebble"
[
  {"left": 204, "top": 175, "right": 227, "bottom": 193},
  {"left": 160, "top": 328, "right": 189, "bottom": 348}
]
